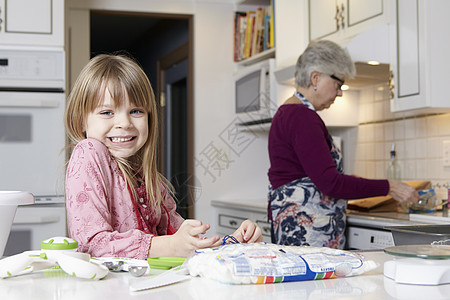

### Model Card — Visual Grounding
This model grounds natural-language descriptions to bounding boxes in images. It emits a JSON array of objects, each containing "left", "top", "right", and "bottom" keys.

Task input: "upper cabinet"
[
  {"left": 309, "top": 0, "right": 389, "bottom": 43},
  {"left": 390, "top": 0, "right": 450, "bottom": 112},
  {"left": 0, "top": 0, "right": 64, "bottom": 47}
]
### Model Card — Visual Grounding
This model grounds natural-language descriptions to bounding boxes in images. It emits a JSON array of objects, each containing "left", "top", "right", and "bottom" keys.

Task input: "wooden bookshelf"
[{"left": 233, "top": 1, "right": 274, "bottom": 63}]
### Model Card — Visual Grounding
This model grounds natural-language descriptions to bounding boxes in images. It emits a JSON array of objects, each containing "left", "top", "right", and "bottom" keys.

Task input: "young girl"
[{"left": 65, "top": 54, "right": 262, "bottom": 259}]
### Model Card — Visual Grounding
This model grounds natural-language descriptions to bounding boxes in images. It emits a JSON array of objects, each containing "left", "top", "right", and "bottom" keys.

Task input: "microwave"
[{"left": 234, "top": 58, "right": 276, "bottom": 125}]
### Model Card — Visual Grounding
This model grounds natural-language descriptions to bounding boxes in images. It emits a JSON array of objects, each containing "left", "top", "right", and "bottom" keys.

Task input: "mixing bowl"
[{"left": 0, "top": 191, "right": 34, "bottom": 257}]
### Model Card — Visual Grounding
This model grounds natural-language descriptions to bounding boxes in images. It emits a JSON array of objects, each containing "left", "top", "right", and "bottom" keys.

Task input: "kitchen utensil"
[
  {"left": 384, "top": 257, "right": 450, "bottom": 285},
  {"left": 94, "top": 256, "right": 150, "bottom": 276},
  {"left": 384, "top": 244, "right": 450, "bottom": 285},
  {"left": 129, "top": 265, "right": 148, "bottom": 277},
  {"left": 0, "top": 237, "right": 108, "bottom": 280},
  {"left": 384, "top": 244, "right": 450, "bottom": 259},
  {"left": 129, "top": 265, "right": 190, "bottom": 292},
  {"left": 386, "top": 224, "right": 450, "bottom": 246},
  {"left": 0, "top": 191, "right": 34, "bottom": 257},
  {"left": 103, "top": 260, "right": 125, "bottom": 272},
  {"left": 400, "top": 188, "right": 441, "bottom": 213},
  {"left": 147, "top": 256, "right": 186, "bottom": 269}
]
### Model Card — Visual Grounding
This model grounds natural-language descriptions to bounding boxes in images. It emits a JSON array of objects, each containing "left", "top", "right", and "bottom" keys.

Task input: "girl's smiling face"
[{"left": 85, "top": 87, "right": 148, "bottom": 159}]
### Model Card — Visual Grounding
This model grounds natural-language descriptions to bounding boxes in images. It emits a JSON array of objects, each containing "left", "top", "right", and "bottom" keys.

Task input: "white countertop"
[{"left": 1, "top": 251, "right": 450, "bottom": 300}]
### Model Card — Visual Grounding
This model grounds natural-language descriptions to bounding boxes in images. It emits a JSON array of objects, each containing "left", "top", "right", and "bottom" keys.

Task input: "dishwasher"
[{"left": 345, "top": 212, "right": 422, "bottom": 250}]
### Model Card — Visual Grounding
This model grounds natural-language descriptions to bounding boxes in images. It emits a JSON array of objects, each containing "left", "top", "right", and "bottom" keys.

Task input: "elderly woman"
[{"left": 267, "top": 40, "right": 418, "bottom": 249}]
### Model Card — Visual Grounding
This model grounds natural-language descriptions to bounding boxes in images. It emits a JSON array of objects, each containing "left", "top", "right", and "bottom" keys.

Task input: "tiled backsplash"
[{"left": 331, "top": 83, "right": 450, "bottom": 198}]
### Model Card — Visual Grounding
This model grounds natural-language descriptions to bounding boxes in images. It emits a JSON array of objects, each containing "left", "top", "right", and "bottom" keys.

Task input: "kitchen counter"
[
  {"left": 211, "top": 198, "right": 426, "bottom": 228},
  {"left": 1, "top": 251, "right": 450, "bottom": 300}
]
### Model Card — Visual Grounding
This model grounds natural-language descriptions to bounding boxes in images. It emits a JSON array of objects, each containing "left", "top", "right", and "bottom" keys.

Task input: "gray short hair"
[{"left": 295, "top": 40, "right": 355, "bottom": 88}]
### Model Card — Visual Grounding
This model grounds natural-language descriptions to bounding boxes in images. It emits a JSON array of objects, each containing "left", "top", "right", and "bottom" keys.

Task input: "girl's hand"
[
  {"left": 231, "top": 219, "right": 263, "bottom": 243},
  {"left": 149, "top": 219, "right": 220, "bottom": 257}
]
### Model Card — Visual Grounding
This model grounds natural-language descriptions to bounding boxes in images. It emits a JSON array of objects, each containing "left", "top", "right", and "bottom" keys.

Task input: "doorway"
[{"left": 90, "top": 11, "right": 194, "bottom": 218}]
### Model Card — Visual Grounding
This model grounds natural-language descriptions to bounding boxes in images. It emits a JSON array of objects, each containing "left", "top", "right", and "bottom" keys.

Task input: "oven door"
[
  {"left": 0, "top": 91, "right": 66, "bottom": 197},
  {"left": 4, "top": 203, "right": 66, "bottom": 255}
]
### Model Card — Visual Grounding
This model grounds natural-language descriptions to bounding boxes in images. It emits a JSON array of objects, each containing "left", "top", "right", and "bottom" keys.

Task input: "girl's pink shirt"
[{"left": 65, "top": 138, "right": 184, "bottom": 259}]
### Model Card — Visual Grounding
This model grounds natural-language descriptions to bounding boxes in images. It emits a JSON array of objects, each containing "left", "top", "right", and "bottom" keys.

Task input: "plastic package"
[{"left": 186, "top": 243, "right": 378, "bottom": 284}]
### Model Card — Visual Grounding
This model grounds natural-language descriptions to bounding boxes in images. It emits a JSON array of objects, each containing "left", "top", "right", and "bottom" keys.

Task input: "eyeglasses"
[{"left": 328, "top": 74, "right": 345, "bottom": 91}]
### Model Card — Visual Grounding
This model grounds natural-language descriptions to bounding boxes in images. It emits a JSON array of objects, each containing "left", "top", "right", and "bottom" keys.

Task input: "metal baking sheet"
[{"left": 386, "top": 224, "right": 450, "bottom": 246}]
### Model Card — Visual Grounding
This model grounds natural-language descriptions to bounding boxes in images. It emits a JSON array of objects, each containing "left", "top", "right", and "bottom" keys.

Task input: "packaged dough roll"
[{"left": 186, "top": 242, "right": 377, "bottom": 284}]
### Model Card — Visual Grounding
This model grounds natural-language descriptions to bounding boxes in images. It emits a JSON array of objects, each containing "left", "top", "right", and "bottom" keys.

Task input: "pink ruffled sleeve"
[{"left": 65, "top": 139, "right": 152, "bottom": 259}]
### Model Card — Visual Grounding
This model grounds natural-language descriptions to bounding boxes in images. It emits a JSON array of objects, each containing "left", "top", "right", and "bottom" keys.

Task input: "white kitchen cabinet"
[
  {"left": 390, "top": 0, "right": 450, "bottom": 112},
  {"left": 211, "top": 199, "right": 271, "bottom": 242},
  {"left": 0, "top": 0, "right": 64, "bottom": 47},
  {"left": 309, "top": 0, "right": 389, "bottom": 44}
]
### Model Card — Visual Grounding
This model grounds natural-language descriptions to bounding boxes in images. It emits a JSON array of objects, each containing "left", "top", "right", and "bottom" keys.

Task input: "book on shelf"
[{"left": 233, "top": 3, "right": 274, "bottom": 62}]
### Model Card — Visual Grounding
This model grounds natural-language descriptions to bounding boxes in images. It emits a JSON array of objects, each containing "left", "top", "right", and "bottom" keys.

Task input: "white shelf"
[
  {"left": 235, "top": 48, "right": 275, "bottom": 67},
  {"left": 236, "top": 120, "right": 272, "bottom": 132}
]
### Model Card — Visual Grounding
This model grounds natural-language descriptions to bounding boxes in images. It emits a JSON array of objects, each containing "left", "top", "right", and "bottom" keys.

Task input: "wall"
[{"left": 335, "top": 82, "right": 450, "bottom": 199}]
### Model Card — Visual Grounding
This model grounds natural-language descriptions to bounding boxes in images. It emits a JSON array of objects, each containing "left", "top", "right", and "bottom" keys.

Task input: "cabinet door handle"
[
  {"left": 389, "top": 70, "right": 395, "bottom": 99},
  {"left": 335, "top": 5, "right": 340, "bottom": 30},
  {"left": 340, "top": 3, "right": 345, "bottom": 29},
  {"left": 229, "top": 220, "right": 237, "bottom": 227}
]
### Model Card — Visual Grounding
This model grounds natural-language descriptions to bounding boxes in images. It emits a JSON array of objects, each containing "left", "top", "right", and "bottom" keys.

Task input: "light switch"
[{"left": 443, "top": 141, "right": 450, "bottom": 167}]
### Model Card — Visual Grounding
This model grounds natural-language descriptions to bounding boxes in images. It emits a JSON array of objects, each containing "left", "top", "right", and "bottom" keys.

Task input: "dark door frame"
[{"left": 157, "top": 35, "right": 194, "bottom": 218}]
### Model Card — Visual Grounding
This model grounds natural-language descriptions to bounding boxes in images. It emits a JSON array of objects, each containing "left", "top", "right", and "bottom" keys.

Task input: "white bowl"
[{"left": 0, "top": 191, "right": 34, "bottom": 257}]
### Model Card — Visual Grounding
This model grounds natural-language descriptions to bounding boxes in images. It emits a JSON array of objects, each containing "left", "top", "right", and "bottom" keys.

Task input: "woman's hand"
[
  {"left": 149, "top": 219, "right": 220, "bottom": 257},
  {"left": 230, "top": 219, "right": 263, "bottom": 243},
  {"left": 388, "top": 180, "right": 420, "bottom": 204}
]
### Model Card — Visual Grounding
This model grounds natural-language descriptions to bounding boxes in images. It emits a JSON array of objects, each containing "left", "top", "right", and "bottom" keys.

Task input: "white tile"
[
  {"left": 374, "top": 123, "right": 384, "bottom": 142},
  {"left": 428, "top": 159, "right": 442, "bottom": 180},
  {"left": 365, "top": 103, "right": 375, "bottom": 123},
  {"left": 403, "top": 160, "right": 416, "bottom": 180},
  {"left": 374, "top": 84, "right": 389, "bottom": 101},
  {"left": 366, "top": 161, "right": 376, "bottom": 179},
  {"left": 358, "top": 102, "right": 367, "bottom": 123},
  {"left": 404, "top": 118, "right": 416, "bottom": 139},
  {"left": 383, "top": 99, "right": 394, "bottom": 121},
  {"left": 394, "top": 141, "right": 405, "bottom": 161},
  {"left": 384, "top": 142, "right": 392, "bottom": 160},
  {"left": 375, "top": 142, "right": 385, "bottom": 160},
  {"left": 354, "top": 161, "right": 366, "bottom": 177},
  {"left": 427, "top": 138, "right": 442, "bottom": 159},
  {"left": 416, "top": 159, "right": 428, "bottom": 179},
  {"left": 394, "top": 120, "right": 406, "bottom": 140},
  {"left": 415, "top": 138, "right": 427, "bottom": 159},
  {"left": 365, "top": 124, "right": 375, "bottom": 142},
  {"left": 404, "top": 139, "right": 416, "bottom": 159},
  {"left": 415, "top": 117, "right": 427, "bottom": 138},
  {"left": 374, "top": 101, "right": 384, "bottom": 121},
  {"left": 439, "top": 114, "right": 450, "bottom": 136},
  {"left": 375, "top": 161, "right": 386, "bottom": 179},
  {"left": 366, "top": 143, "right": 375, "bottom": 160},
  {"left": 355, "top": 143, "right": 363, "bottom": 161},
  {"left": 426, "top": 115, "right": 440, "bottom": 137},
  {"left": 384, "top": 122, "right": 394, "bottom": 141}
]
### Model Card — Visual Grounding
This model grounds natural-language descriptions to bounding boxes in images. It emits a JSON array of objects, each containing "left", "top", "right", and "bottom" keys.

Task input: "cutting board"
[{"left": 347, "top": 181, "right": 431, "bottom": 212}]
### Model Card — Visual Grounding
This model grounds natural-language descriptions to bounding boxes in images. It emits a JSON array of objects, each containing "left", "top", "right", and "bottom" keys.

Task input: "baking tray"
[{"left": 386, "top": 224, "right": 450, "bottom": 246}]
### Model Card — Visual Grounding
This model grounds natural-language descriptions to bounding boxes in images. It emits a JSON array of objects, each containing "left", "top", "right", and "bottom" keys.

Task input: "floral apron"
[{"left": 268, "top": 92, "right": 347, "bottom": 249}]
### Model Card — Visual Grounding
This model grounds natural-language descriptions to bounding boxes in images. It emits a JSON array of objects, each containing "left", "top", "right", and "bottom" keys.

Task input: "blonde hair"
[
  {"left": 65, "top": 54, "right": 170, "bottom": 207},
  {"left": 295, "top": 39, "right": 356, "bottom": 88}
]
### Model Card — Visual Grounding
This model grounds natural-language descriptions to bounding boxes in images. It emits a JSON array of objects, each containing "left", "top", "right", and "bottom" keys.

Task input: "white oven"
[{"left": 0, "top": 46, "right": 67, "bottom": 254}]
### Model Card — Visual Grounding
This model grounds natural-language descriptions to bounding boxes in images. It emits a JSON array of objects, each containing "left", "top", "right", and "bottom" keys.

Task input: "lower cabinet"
[{"left": 211, "top": 200, "right": 271, "bottom": 243}]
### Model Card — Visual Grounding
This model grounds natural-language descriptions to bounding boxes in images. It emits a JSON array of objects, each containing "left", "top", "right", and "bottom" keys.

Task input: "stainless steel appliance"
[{"left": 0, "top": 46, "right": 66, "bottom": 254}]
